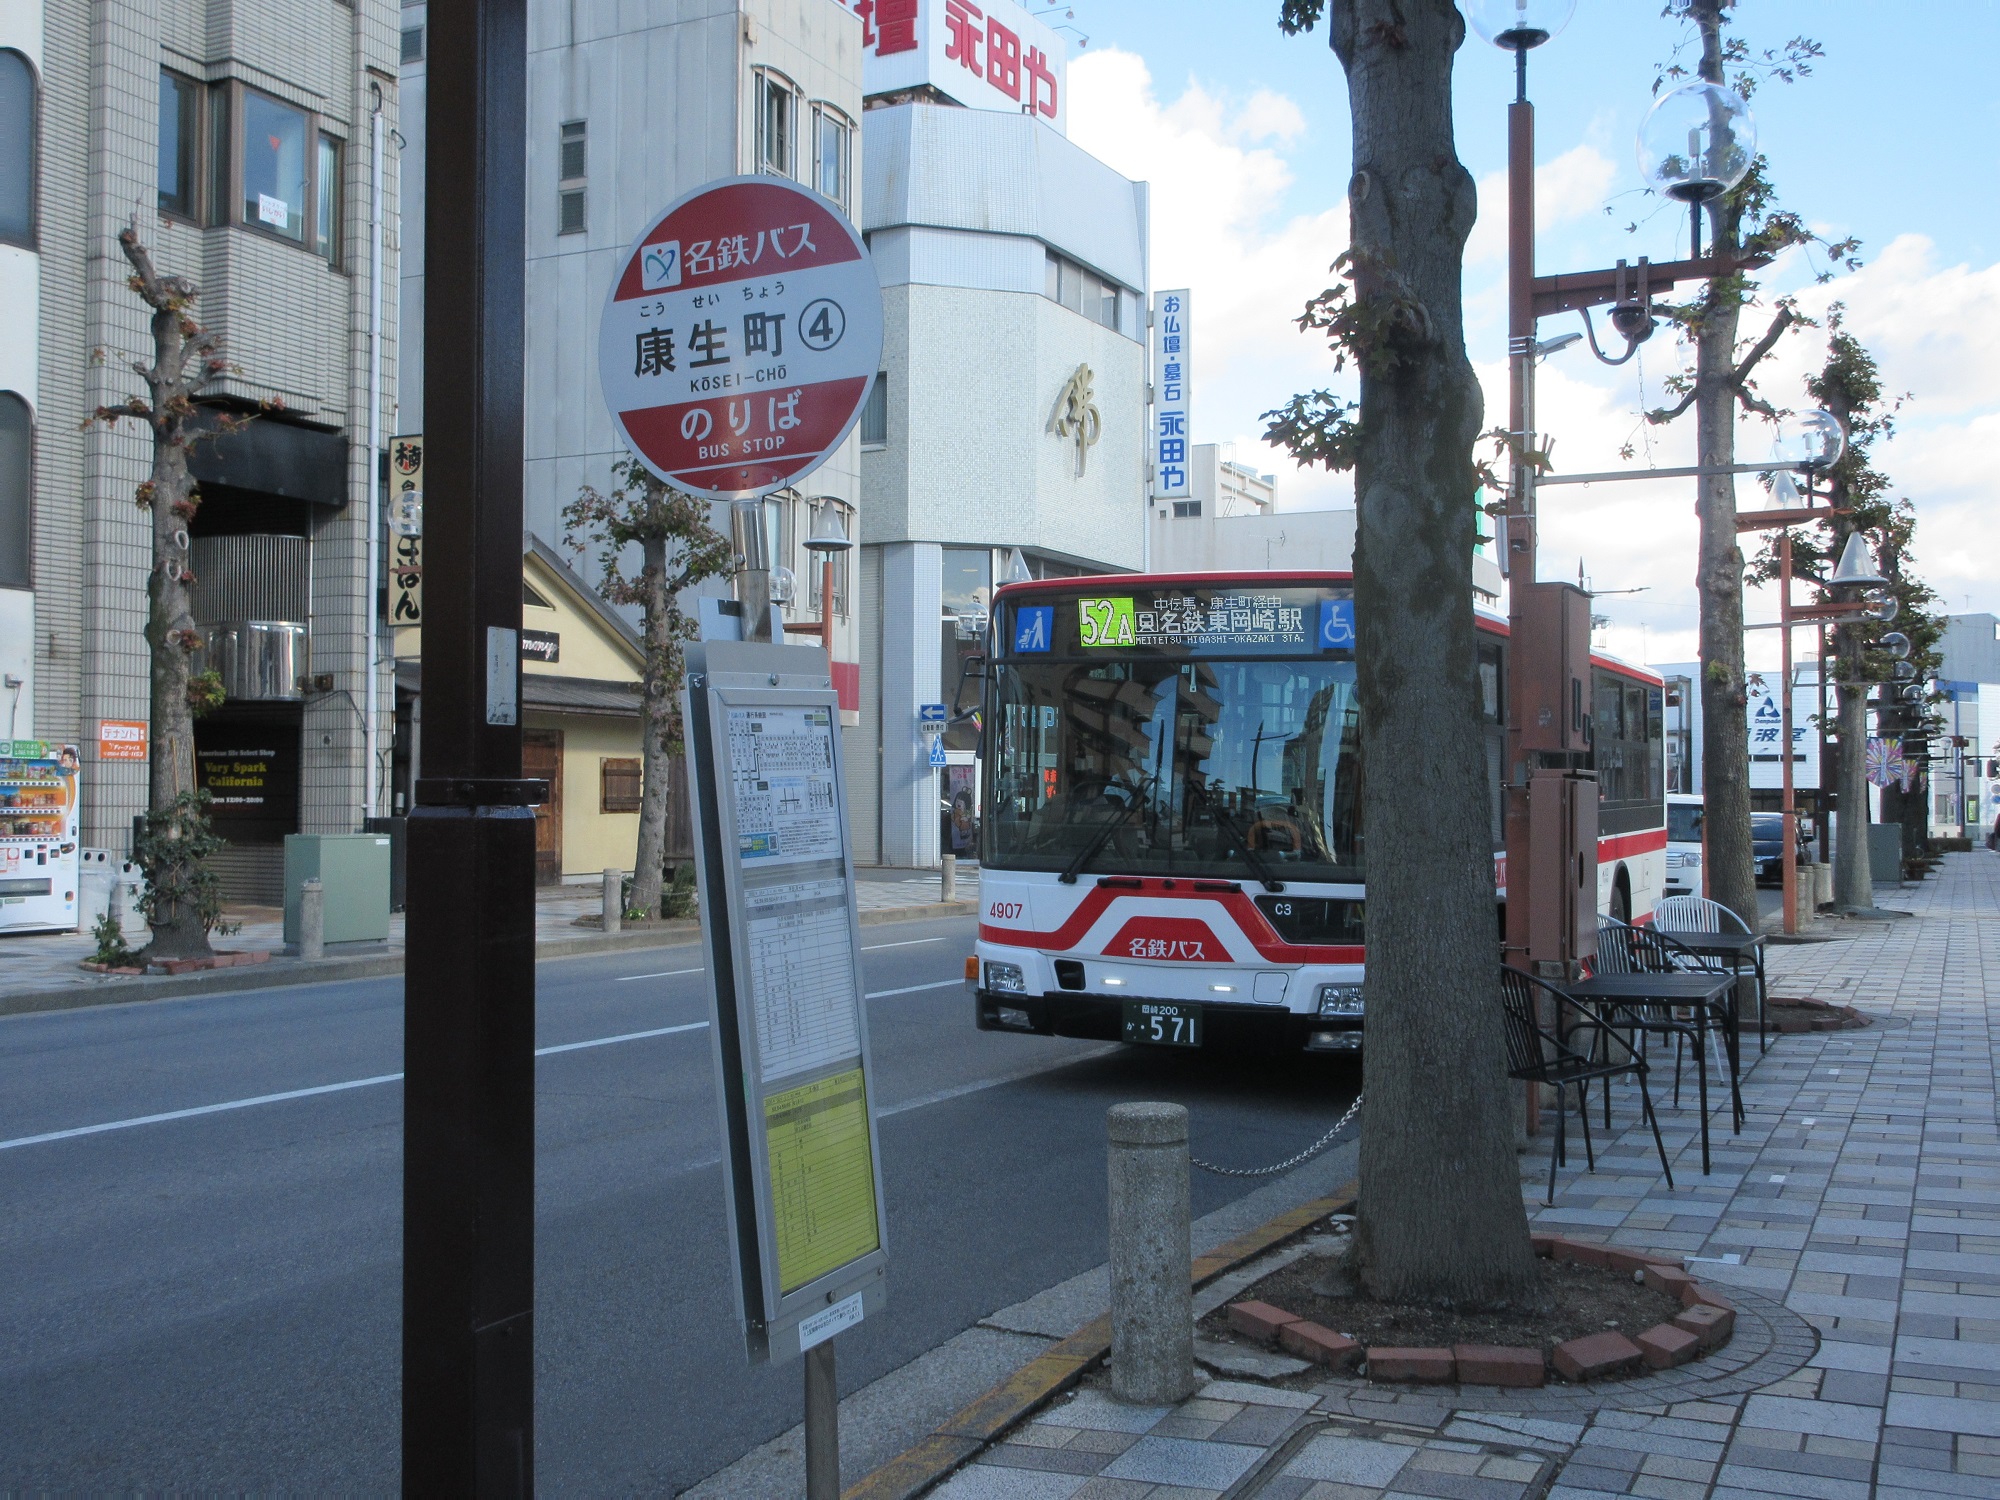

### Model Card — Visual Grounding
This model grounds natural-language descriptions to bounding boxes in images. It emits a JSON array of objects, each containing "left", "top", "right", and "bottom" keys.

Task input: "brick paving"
[{"left": 926, "top": 852, "right": 1999, "bottom": 1498}]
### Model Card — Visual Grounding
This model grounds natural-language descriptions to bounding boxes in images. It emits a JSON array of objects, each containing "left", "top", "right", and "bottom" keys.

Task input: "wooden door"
[{"left": 524, "top": 729, "right": 563, "bottom": 885}]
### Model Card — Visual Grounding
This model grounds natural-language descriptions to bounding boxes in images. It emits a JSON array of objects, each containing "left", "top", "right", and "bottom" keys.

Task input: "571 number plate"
[{"left": 1122, "top": 1000, "right": 1202, "bottom": 1048}]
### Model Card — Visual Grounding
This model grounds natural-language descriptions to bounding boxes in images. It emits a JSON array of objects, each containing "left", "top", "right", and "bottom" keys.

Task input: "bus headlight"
[
  {"left": 985, "top": 961, "right": 1027, "bottom": 994},
  {"left": 1317, "top": 984, "right": 1364, "bottom": 1016}
]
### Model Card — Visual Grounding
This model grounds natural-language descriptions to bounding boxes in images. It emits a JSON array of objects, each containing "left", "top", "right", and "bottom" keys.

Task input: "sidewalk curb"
[
  {"left": 0, "top": 899, "right": 979, "bottom": 1019},
  {"left": 842, "top": 1182, "right": 1358, "bottom": 1500}
]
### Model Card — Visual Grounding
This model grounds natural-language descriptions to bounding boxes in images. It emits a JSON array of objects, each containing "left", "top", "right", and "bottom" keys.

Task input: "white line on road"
[
  {"left": 864, "top": 980, "right": 965, "bottom": 999},
  {"left": 877, "top": 1046, "right": 1122, "bottom": 1118},
  {"left": 533, "top": 1021, "right": 709, "bottom": 1055},
  {"left": 614, "top": 966, "right": 706, "bottom": 982},
  {"left": 0, "top": 1022, "right": 713, "bottom": 1153},
  {"left": 860, "top": 938, "right": 944, "bottom": 951}
]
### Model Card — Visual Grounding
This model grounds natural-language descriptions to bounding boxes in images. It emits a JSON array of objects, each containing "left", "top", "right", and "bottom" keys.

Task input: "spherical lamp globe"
[
  {"left": 1462, "top": 0, "right": 1576, "bottom": 50},
  {"left": 1638, "top": 81, "right": 1756, "bottom": 202}
]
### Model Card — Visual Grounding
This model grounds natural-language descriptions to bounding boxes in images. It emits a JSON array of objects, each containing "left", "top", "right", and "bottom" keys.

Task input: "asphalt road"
[{"left": 0, "top": 913, "right": 1361, "bottom": 1492}]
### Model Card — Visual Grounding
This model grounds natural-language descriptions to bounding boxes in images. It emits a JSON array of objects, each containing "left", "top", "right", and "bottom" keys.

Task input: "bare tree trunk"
[
  {"left": 118, "top": 227, "right": 218, "bottom": 960},
  {"left": 1833, "top": 670, "right": 1872, "bottom": 908},
  {"left": 630, "top": 530, "right": 674, "bottom": 918},
  {"left": 1334, "top": 0, "right": 1536, "bottom": 1305},
  {"left": 1690, "top": 0, "right": 1758, "bottom": 932}
]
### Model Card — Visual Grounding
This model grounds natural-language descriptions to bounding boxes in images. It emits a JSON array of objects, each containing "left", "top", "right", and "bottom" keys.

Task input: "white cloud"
[
  {"left": 1068, "top": 49, "right": 1354, "bottom": 507},
  {"left": 1465, "top": 144, "right": 1620, "bottom": 265}
]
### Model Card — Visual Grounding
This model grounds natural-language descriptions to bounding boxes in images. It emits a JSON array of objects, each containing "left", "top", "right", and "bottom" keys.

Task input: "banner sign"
[
  {"left": 683, "top": 641, "right": 890, "bottom": 1363},
  {"left": 598, "top": 177, "right": 883, "bottom": 502},
  {"left": 96, "top": 720, "right": 149, "bottom": 762},
  {"left": 1151, "top": 289, "right": 1190, "bottom": 500},
  {"left": 390, "top": 434, "right": 424, "bottom": 625},
  {"left": 832, "top": 0, "right": 1067, "bottom": 132}
]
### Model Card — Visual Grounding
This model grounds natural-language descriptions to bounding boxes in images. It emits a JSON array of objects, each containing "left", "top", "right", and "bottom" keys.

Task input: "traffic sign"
[
  {"left": 918, "top": 704, "right": 946, "bottom": 736},
  {"left": 598, "top": 176, "right": 883, "bottom": 501},
  {"left": 928, "top": 737, "right": 948, "bottom": 768}
]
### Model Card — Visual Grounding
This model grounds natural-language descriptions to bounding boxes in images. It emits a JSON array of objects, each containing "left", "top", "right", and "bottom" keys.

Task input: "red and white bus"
[{"left": 969, "top": 572, "right": 1665, "bottom": 1053}]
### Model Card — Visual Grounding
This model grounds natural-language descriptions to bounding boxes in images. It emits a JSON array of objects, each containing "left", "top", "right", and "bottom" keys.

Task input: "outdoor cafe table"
[
  {"left": 1561, "top": 969, "right": 1741, "bottom": 1176},
  {"left": 1653, "top": 925, "right": 1771, "bottom": 1053}
]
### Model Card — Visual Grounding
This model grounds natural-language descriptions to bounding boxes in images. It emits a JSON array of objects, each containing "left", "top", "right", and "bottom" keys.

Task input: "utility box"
[
  {"left": 1527, "top": 770, "right": 1598, "bottom": 970},
  {"left": 1868, "top": 823, "right": 1904, "bottom": 885},
  {"left": 1513, "top": 583, "right": 1594, "bottom": 755},
  {"left": 284, "top": 833, "right": 392, "bottom": 946}
]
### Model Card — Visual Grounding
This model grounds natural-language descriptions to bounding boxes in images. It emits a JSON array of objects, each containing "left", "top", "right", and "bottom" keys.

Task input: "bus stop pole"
[
  {"left": 805, "top": 1340, "right": 839, "bottom": 1498},
  {"left": 402, "top": 0, "right": 538, "bottom": 1489}
]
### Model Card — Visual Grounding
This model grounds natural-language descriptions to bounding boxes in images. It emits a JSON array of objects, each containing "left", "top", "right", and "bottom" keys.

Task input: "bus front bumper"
[{"left": 972, "top": 987, "right": 1362, "bottom": 1054}]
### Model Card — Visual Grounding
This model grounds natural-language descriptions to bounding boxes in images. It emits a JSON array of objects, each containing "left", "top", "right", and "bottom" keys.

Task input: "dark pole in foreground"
[
  {"left": 402, "top": 0, "right": 537, "bottom": 1490},
  {"left": 805, "top": 1342, "right": 839, "bottom": 1497}
]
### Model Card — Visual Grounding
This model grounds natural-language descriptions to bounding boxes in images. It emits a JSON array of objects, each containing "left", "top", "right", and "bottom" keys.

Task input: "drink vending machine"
[{"left": 0, "top": 742, "right": 82, "bottom": 934}]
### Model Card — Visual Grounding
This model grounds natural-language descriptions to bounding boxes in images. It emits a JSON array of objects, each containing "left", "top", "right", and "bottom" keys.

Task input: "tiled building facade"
[{"left": 24, "top": 0, "right": 401, "bottom": 882}]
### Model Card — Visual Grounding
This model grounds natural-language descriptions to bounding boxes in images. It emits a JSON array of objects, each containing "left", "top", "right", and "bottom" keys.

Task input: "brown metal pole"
[
  {"left": 1780, "top": 530, "right": 1798, "bottom": 934},
  {"left": 402, "top": 0, "right": 537, "bottom": 1489},
  {"left": 1503, "top": 65, "right": 1539, "bottom": 1135}
]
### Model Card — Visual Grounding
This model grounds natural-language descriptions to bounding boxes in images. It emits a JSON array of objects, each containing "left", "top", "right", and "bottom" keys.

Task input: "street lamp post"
[{"left": 789, "top": 500, "right": 855, "bottom": 660}]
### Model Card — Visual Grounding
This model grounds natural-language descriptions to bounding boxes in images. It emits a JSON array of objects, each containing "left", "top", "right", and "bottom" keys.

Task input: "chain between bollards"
[{"left": 1188, "top": 1092, "right": 1364, "bottom": 1179}]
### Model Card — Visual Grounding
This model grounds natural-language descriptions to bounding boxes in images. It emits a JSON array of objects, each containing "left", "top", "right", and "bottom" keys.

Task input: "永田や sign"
[
  {"left": 1151, "top": 289, "right": 1190, "bottom": 500},
  {"left": 832, "top": 0, "right": 1067, "bottom": 132},
  {"left": 598, "top": 177, "right": 883, "bottom": 502}
]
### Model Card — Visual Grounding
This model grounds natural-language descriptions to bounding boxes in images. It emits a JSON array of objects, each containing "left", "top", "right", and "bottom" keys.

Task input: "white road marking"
[
  {"left": 864, "top": 980, "right": 965, "bottom": 999},
  {"left": 877, "top": 1046, "right": 1122, "bottom": 1118},
  {"left": 614, "top": 966, "right": 706, "bottom": 982},
  {"left": 0, "top": 1022, "right": 712, "bottom": 1153},
  {"left": 861, "top": 938, "right": 944, "bottom": 951}
]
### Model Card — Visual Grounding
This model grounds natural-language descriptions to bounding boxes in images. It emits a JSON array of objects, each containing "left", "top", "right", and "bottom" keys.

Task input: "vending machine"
[{"left": 0, "top": 742, "right": 82, "bottom": 934}]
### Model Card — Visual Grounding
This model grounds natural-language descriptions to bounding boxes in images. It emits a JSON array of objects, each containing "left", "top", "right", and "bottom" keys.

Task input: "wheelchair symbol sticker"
[{"left": 1319, "top": 599, "right": 1355, "bottom": 650}]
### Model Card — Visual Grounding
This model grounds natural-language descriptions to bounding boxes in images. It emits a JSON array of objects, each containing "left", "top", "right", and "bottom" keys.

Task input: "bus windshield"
[{"left": 984, "top": 656, "right": 1363, "bottom": 883}]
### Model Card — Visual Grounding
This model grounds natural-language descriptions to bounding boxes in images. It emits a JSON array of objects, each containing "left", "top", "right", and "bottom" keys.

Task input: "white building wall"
[
  {"left": 877, "top": 540, "right": 940, "bottom": 869},
  {"left": 1149, "top": 506, "right": 1355, "bottom": 577}
]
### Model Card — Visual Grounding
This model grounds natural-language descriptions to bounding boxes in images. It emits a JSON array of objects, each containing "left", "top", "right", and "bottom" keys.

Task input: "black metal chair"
[
  {"left": 1499, "top": 966, "right": 1675, "bottom": 1205},
  {"left": 1594, "top": 918, "right": 1743, "bottom": 1137}
]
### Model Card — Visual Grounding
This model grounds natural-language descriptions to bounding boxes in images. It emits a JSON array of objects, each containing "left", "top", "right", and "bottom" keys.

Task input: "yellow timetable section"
[{"left": 764, "top": 1068, "right": 880, "bottom": 1295}]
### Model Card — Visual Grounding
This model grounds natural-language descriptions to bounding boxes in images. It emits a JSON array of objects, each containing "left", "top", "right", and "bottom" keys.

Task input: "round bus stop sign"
[{"left": 598, "top": 176, "right": 883, "bottom": 501}]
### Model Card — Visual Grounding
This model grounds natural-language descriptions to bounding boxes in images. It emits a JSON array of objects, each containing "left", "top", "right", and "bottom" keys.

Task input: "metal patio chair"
[
  {"left": 1594, "top": 918, "right": 1743, "bottom": 1149},
  {"left": 1500, "top": 966, "right": 1675, "bottom": 1205}
]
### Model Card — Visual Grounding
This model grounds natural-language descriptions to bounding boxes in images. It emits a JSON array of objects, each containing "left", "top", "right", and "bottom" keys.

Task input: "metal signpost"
[{"left": 603, "top": 172, "right": 883, "bottom": 1500}]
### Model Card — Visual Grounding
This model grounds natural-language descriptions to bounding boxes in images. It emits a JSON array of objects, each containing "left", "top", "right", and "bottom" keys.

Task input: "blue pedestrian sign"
[
  {"left": 1319, "top": 599, "right": 1355, "bottom": 650},
  {"left": 1014, "top": 605, "right": 1054, "bottom": 653},
  {"left": 928, "top": 737, "right": 948, "bottom": 768}
]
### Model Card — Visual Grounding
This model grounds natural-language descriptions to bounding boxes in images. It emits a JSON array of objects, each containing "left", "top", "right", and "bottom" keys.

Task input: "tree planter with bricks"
[{"left": 1206, "top": 1233, "right": 1736, "bottom": 1387}]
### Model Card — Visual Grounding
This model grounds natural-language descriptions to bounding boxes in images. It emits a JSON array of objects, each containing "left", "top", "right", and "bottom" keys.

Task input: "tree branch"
[{"left": 1731, "top": 304, "right": 1794, "bottom": 386}]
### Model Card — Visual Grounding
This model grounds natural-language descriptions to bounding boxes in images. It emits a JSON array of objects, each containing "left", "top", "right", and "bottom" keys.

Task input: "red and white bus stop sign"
[{"left": 598, "top": 176, "right": 883, "bottom": 502}]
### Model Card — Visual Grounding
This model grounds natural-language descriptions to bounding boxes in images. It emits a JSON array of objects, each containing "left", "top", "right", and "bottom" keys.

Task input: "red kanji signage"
[
  {"left": 598, "top": 177, "right": 883, "bottom": 501},
  {"left": 1102, "top": 916, "right": 1229, "bottom": 964}
]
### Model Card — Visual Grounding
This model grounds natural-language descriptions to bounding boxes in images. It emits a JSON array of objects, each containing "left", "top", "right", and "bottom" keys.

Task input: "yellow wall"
[
  {"left": 528, "top": 711, "right": 648, "bottom": 879},
  {"left": 522, "top": 552, "right": 643, "bottom": 685}
]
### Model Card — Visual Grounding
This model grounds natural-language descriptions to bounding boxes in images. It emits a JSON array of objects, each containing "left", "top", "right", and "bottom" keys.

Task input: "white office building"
[{"left": 849, "top": 0, "right": 1150, "bottom": 867}]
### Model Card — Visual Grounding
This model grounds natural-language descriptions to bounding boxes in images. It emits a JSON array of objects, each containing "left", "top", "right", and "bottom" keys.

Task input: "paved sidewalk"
[
  {"left": 924, "top": 852, "right": 1998, "bottom": 1499},
  {"left": 0, "top": 864, "right": 975, "bottom": 1006}
]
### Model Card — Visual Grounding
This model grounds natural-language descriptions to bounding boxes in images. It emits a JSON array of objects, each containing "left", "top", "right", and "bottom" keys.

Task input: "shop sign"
[
  {"left": 831, "top": 0, "right": 1066, "bottom": 131},
  {"left": 1151, "top": 289, "right": 1191, "bottom": 500},
  {"left": 390, "top": 435, "right": 424, "bottom": 624},
  {"left": 521, "top": 630, "right": 560, "bottom": 664},
  {"left": 97, "top": 720, "right": 149, "bottom": 761}
]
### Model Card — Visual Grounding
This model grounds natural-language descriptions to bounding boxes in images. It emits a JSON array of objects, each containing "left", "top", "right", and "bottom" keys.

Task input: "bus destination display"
[{"left": 1006, "top": 586, "right": 1353, "bottom": 657}]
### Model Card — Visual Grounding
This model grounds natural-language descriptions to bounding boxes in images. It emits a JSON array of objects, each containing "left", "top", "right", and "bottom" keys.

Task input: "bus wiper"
[
  {"left": 1189, "top": 781, "right": 1285, "bottom": 893},
  {"left": 1064, "top": 792, "right": 1144, "bottom": 888}
]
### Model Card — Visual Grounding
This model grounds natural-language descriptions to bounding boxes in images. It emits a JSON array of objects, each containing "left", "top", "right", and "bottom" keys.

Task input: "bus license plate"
[{"left": 1123, "top": 1000, "right": 1202, "bottom": 1048}]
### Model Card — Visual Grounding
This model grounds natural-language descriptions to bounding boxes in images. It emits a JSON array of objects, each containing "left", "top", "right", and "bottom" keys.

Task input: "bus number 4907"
[{"left": 988, "top": 902, "right": 1023, "bottom": 920}]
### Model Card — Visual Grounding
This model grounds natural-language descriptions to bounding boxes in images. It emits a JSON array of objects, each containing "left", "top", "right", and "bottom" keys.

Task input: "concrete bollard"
[
  {"left": 300, "top": 878, "right": 325, "bottom": 961},
  {"left": 1793, "top": 868, "right": 1815, "bottom": 930},
  {"left": 1107, "top": 1102, "right": 1195, "bottom": 1405},
  {"left": 603, "top": 868, "right": 623, "bottom": 935},
  {"left": 941, "top": 853, "right": 956, "bottom": 903},
  {"left": 1812, "top": 862, "right": 1833, "bottom": 912}
]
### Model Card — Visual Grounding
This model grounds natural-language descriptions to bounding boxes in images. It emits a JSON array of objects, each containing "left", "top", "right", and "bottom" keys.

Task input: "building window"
[
  {"left": 1043, "top": 249, "right": 1130, "bottom": 336},
  {"left": 860, "top": 372, "right": 887, "bottom": 447},
  {"left": 755, "top": 70, "right": 798, "bottom": 177},
  {"left": 0, "top": 50, "right": 35, "bottom": 248},
  {"left": 159, "top": 70, "right": 201, "bottom": 219},
  {"left": 1172, "top": 500, "right": 1200, "bottom": 518},
  {"left": 0, "top": 393, "right": 29, "bottom": 590},
  {"left": 209, "top": 82, "right": 231, "bottom": 226},
  {"left": 241, "top": 88, "right": 310, "bottom": 242},
  {"left": 315, "top": 133, "right": 342, "bottom": 265},
  {"left": 600, "top": 758, "right": 643, "bottom": 814},
  {"left": 557, "top": 120, "right": 586, "bottom": 235},
  {"left": 812, "top": 103, "right": 850, "bottom": 208},
  {"left": 400, "top": 26, "right": 425, "bottom": 63}
]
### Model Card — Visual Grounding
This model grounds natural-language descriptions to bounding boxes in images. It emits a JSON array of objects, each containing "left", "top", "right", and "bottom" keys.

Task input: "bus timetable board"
[{"left": 683, "top": 640, "right": 888, "bottom": 1363}]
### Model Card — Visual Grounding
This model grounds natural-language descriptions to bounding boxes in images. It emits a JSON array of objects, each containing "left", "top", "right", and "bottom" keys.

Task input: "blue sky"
[{"left": 1055, "top": 1, "right": 1998, "bottom": 664}]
